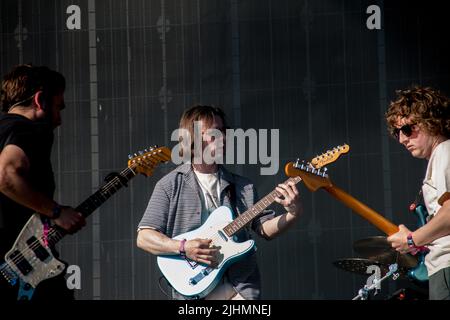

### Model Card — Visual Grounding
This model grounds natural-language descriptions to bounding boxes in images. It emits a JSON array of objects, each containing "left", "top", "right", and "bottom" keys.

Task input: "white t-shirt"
[
  {"left": 193, "top": 169, "right": 241, "bottom": 299},
  {"left": 422, "top": 139, "right": 450, "bottom": 276},
  {"left": 194, "top": 169, "right": 221, "bottom": 224}
]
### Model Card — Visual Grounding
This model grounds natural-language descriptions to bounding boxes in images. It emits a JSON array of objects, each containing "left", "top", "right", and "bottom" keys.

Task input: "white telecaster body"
[{"left": 157, "top": 206, "right": 255, "bottom": 299}]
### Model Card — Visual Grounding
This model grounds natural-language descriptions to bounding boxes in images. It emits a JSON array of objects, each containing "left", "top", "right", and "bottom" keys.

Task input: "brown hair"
[
  {"left": 178, "top": 105, "right": 228, "bottom": 159},
  {"left": 386, "top": 86, "right": 450, "bottom": 138},
  {"left": 1, "top": 64, "right": 66, "bottom": 113}
]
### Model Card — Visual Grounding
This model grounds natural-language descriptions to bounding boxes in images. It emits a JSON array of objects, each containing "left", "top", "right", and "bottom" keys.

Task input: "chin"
[{"left": 411, "top": 150, "right": 425, "bottom": 159}]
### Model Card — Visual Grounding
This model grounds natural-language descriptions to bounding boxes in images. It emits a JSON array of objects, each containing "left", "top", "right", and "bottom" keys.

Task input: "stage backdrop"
[{"left": 1, "top": 0, "right": 449, "bottom": 299}]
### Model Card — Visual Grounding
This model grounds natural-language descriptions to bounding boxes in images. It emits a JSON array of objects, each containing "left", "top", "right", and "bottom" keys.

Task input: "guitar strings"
[
  {"left": 2, "top": 151, "right": 170, "bottom": 276},
  {"left": 4, "top": 156, "right": 298, "bottom": 277},
  {"left": 185, "top": 177, "right": 302, "bottom": 242},
  {"left": 1, "top": 158, "right": 270, "bottom": 273},
  {"left": 0, "top": 165, "right": 142, "bottom": 272}
]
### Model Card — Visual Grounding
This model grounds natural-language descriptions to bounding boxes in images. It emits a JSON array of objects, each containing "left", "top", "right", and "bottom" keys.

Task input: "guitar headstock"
[
  {"left": 128, "top": 146, "right": 171, "bottom": 177},
  {"left": 284, "top": 144, "right": 349, "bottom": 192},
  {"left": 310, "top": 144, "right": 349, "bottom": 168},
  {"left": 287, "top": 161, "right": 332, "bottom": 191}
]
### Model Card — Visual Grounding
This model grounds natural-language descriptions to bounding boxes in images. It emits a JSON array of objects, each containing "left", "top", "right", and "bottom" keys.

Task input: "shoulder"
[
  {"left": 430, "top": 139, "right": 450, "bottom": 164},
  {"left": 154, "top": 164, "right": 190, "bottom": 189},
  {"left": 0, "top": 114, "right": 33, "bottom": 133},
  {"left": 0, "top": 115, "right": 36, "bottom": 153},
  {"left": 221, "top": 167, "right": 255, "bottom": 194},
  {"left": 435, "top": 139, "right": 450, "bottom": 153}
]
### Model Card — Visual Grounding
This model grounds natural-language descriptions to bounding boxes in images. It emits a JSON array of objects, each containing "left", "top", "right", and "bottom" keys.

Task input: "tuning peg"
[
  {"left": 128, "top": 154, "right": 133, "bottom": 159},
  {"left": 144, "top": 148, "right": 148, "bottom": 153},
  {"left": 153, "top": 145, "right": 158, "bottom": 148},
  {"left": 134, "top": 153, "right": 138, "bottom": 157},
  {"left": 138, "top": 150, "right": 144, "bottom": 155},
  {"left": 320, "top": 167, "right": 328, "bottom": 177}
]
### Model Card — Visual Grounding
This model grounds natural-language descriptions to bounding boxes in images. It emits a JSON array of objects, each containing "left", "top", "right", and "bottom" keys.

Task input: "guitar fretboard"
[
  {"left": 46, "top": 167, "right": 138, "bottom": 246},
  {"left": 222, "top": 176, "right": 302, "bottom": 237}
]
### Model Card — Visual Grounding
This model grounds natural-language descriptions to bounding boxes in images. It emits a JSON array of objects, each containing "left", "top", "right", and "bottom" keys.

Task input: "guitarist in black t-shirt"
[{"left": 0, "top": 64, "right": 86, "bottom": 300}]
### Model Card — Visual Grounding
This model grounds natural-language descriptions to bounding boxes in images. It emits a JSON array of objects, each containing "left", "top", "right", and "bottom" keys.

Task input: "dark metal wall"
[{"left": 1, "top": 0, "right": 449, "bottom": 299}]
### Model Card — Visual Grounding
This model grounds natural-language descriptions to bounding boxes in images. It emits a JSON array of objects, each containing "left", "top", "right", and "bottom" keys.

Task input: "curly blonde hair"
[{"left": 386, "top": 86, "right": 450, "bottom": 138}]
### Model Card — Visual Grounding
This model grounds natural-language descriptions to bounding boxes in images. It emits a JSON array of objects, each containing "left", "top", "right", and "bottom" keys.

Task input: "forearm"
[
  {"left": 413, "top": 201, "right": 450, "bottom": 246},
  {"left": 137, "top": 228, "right": 181, "bottom": 255},
  {"left": 0, "top": 168, "right": 55, "bottom": 217},
  {"left": 259, "top": 211, "right": 298, "bottom": 239}
]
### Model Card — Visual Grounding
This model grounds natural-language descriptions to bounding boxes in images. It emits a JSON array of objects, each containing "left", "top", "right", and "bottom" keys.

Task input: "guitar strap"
[
  {"left": 410, "top": 189, "right": 423, "bottom": 211},
  {"left": 227, "top": 183, "right": 239, "bottom": 217}
]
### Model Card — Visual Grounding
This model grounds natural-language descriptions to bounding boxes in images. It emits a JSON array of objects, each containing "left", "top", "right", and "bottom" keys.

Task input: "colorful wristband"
[
  {"left": 407, "top": 233, "right": 429, "bottom": 255},
  {"left": 179, "top": 239, "right": 187, "bottom": 255}
]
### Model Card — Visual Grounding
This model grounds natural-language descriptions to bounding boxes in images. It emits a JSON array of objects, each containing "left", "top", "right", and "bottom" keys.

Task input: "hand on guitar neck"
[
  {"left": 274, "top": 181, "right": 302, "bottom": 217},
  {"left": 53, "top": 206, "right": 86, "bottom": 234},
  {"left": 387, "top": 224, "right": 414, "bottom": 254}
]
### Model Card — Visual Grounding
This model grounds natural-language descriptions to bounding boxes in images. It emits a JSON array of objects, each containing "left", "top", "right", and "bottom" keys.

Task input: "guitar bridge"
[{"left": 0, "top": 262, "right": 18, "bottom": 285}]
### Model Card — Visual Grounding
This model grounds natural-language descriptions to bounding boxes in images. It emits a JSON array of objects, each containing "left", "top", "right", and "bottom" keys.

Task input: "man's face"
[
  {"left": 199, "top": 115, "right": 225, "bottom": 163},
  {"left": 40, "top": 92, "right": 65, "bottom": 129},
  {"left": 394, "top": 116, "right": 435, "bottom": 159}
]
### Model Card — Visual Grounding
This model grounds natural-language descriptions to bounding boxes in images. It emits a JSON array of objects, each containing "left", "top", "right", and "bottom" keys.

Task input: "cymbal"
[
  {"left": 333, "top": 258, "right": 409, "bottom": 277},
  {"left": 353, "top": 236, "right": 418, "bottom": 269}
]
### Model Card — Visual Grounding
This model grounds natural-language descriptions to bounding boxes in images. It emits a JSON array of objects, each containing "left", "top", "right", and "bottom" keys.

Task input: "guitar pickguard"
[{"left": 3, "top": 214, "right": 65, "bottom": 292}]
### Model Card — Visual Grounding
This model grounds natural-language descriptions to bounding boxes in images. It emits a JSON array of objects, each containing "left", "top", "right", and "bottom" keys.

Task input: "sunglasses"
[{"left": 393, "top": 123, "right": 416, "bottom": 140}]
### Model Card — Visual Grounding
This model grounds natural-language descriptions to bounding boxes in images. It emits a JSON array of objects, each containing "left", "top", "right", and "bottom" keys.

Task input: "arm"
[
  {"left": 0, "top": 144, "right": 55, "bottom": 216},
  {"left": 137, "top": 228, "right": 219, "bottom": 266},
  {"left": 388, "top": 145, "right": 450, "bottom": 252},
  {"left": 258, "top": 181, "right": 302, "bottom": 240},
  {"left": 137, "top": 228, "right": 181, "bottom": 255},
  {"left": 413, "top": 199, "right": 450, "bottom": 246},
  {"left": 0, "top": 144, "right": 85, "bottom": 233},
  {"left": 388, "top": 198, "right": 450, "bottom": 252}
]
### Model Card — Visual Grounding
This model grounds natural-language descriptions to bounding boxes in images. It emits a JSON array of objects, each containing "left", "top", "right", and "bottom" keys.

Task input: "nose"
[{"left": 398, "top": 131, "right": 408, "bottom": 145}]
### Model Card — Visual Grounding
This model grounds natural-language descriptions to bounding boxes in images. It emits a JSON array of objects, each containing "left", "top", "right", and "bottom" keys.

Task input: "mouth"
[{"left": 406, "top": 146, "right": 414, "bottom": 152}]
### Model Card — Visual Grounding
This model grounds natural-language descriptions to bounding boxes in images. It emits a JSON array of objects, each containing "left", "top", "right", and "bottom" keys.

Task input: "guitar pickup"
[
  {"left": 27, "top": 236, "right": 50, "bottom": 261},
  {"left": 189, "top": 267, "right": 213, "bottom": 286},
  {"left": 8, "top": 250, "right": 33, "bottom": 276}
]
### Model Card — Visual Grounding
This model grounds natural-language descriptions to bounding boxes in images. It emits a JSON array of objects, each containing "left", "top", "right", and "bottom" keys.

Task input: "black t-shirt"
[{"left": 0, "top": 113, "right": 55, "bottom": 258}]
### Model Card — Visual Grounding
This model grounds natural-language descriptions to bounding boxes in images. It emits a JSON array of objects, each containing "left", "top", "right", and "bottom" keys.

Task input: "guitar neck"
[
  {"left": 323, "top": 185, "right": 399, "bottom": 236},
  {"left": 223, "top": 176, "right": 302, "bottom": 237},
  {"left": 76, "top": 167, "right": 137, "bottom": 217},
  {"left": 48, "top": 166, "right": 138, "bottom": 245}
]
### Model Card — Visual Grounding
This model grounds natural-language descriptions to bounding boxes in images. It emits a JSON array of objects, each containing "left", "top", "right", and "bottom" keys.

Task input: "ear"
[{"left": 33, "top": 91, "right": 45, "bottom": 111}]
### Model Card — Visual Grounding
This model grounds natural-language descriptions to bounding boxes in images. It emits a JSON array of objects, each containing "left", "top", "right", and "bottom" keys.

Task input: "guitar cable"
[{"left": 158, "top": 276, "right": 173, "bottom": 299}]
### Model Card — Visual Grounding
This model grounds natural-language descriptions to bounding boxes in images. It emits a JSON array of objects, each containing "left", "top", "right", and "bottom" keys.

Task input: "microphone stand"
[{"left": 352, "top": 263, "right": 400, "bottom": 300}]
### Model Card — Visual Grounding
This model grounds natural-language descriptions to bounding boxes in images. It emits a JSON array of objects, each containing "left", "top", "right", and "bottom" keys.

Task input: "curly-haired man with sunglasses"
[{"left": 386, "top": 86, "right": 450, "bottom": 300}]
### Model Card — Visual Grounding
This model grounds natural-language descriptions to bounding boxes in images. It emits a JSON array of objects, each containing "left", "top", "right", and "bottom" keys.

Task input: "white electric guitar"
[
  {"left": 0, "top": 146, "right": 171, "bottom": 300},
  {"left": 157, "top": 144, "right": 349, "bottom": 299}
]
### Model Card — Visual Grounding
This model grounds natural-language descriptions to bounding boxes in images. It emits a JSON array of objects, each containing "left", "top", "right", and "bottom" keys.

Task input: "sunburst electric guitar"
[
  {"left": 157, "top": 144, "right": 349, "bottom": 299},
  {"left": 284, "top": 162, "right": 428, "bottom": 282},
  {"left": 0, "top": 146, "right": 171, "bottom": 300}
]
